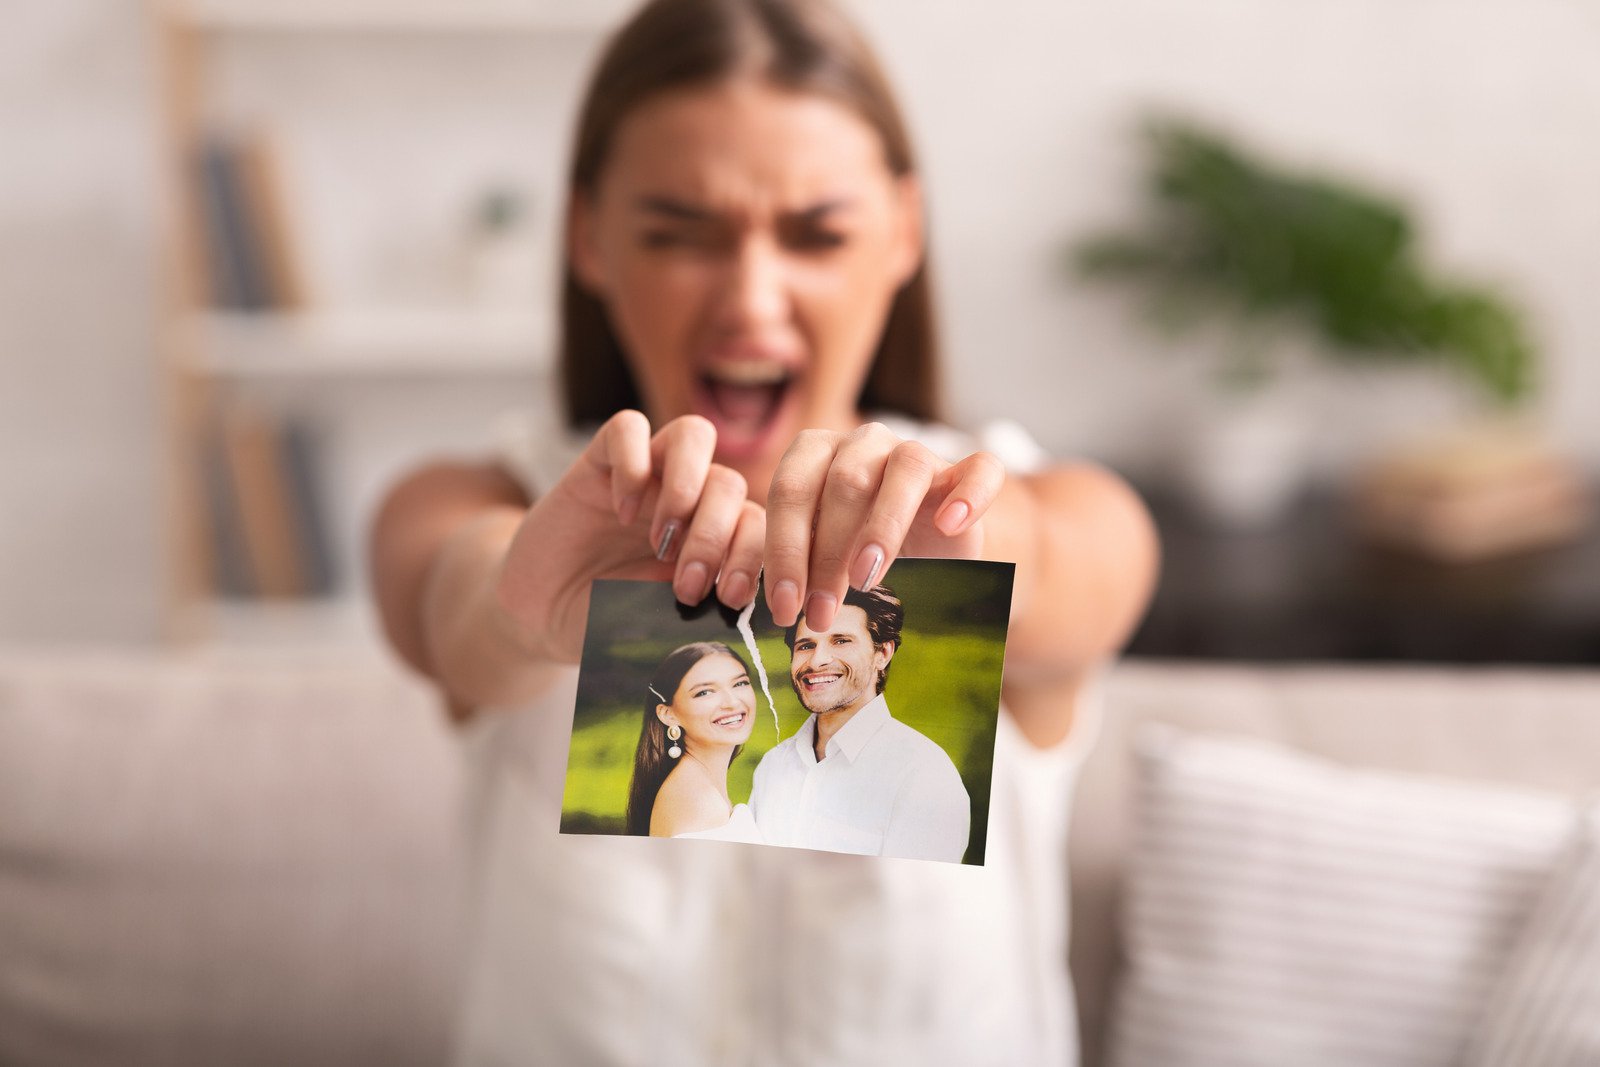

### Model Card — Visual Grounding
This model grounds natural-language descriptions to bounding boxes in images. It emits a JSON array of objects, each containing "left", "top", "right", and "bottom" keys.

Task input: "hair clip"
[{"left": 649, "top": 685, "right": 667, "bottom": 703}]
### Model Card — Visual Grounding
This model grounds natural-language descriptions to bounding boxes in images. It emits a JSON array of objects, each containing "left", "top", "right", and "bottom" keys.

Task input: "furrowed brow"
[
  {"left": 781, "top": 199, "right": 852, "bottom": 224},
  {"left": 636, "top": 195, "right": 717, "bottom": 222}
]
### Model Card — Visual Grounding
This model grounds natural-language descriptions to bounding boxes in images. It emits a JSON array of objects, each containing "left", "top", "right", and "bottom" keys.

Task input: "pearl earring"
[{"left": 666, "top": 724, "right": 683, "bottom": 759}]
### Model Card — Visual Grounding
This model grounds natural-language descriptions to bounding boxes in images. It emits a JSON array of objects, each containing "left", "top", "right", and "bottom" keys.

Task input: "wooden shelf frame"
[
  {"left": 176, "top": 310, "right": 551, "bottom": 379},
  {"left": 180, "top": 0, "right": 629, "bottom": 34},
  {"left": 151, "top": 0, "right": 577, "bottom": 647}
]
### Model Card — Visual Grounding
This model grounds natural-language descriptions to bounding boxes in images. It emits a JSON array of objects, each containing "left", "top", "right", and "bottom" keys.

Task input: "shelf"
[
  {"left": 176, "top": 309, "right": 550, "bottom": 379},
  {"left": 1126, "top": 488, "right": 1600, "bottom": 664},
  {"left": 179, "top": 595, "right": 380, "bottom": 650},
  {"left": 182, "top": 0, "right": 632, "bottom": 34}
]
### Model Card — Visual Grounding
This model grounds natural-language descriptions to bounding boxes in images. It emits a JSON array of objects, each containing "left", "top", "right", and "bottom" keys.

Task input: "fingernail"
[
  {"left": 618, "top": 492, "right": 642, "bottom": 527},
  {"left": 851, "top": 544, "right": 885, "bottom": 590},
  {"left": 719, "top": 570, "right": 753, "bottom": 608},
  {"left": 655, "top": 520, "right": 681, "bottom": 562},
  {"left": 770, "top": 579, "right": 801, "bottom": 625},
  {"left": 676, "top": 561, "right": 710, "bottom": 605},
  {"left": 804, "top": 591, "right": 838, "bottom": 631},
  {"left": 936, "top": 499, "right": 970, "bottom": 536}
]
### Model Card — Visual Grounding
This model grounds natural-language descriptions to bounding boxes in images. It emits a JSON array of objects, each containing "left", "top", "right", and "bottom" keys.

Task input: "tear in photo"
[{"left": 560, "top": 559, "right": 1014, "bottom": 865}]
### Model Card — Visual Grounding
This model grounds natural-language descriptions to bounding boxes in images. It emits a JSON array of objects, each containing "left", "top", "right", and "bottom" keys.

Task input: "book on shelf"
[
  {"left": 192, "top": 129, "right": 306, "bottom": 311},
  {"left": 199, "top": 418, "right": 254, "bottom": 598},
  {"left": 279, "top": 417, "right": 337, "bottom": 595},
  {"left": 199, "top": 405, "right": 337, "bottom": 599}
]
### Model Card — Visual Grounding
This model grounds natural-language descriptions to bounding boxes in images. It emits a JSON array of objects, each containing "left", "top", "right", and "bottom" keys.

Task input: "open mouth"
[
  {"left": 712, "top": 711, "right": 749, "bottom": 729},
  {"left": 695, "top": 359, "right": 798, "bottom": 458}
]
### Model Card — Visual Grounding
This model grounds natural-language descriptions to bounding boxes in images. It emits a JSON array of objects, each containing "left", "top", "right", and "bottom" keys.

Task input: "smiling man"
[{"left": 749, "top": 584, "right": 971, "bottom": 862}]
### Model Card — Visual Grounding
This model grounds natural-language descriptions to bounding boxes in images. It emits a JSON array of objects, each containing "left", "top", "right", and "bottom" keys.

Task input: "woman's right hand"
[{"left": 494, "top": 411, "right": 765, "bottom": 665}]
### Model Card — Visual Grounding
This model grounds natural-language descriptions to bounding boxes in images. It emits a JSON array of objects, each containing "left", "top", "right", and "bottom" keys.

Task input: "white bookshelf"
[
  {"left": 184, "top": 0, "right": 633, "bottom": 35},
  {"left": 180, "top": 594, "right": 379, "bottom": 649},
  {"left": 178, "top": 309, "right": 550, "bottom": 379},
  {"left": 156, "top": 1, "right": 584, "bottom": 650}
]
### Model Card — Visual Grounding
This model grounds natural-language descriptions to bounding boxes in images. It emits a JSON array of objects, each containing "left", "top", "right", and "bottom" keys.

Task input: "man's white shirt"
[{"left": 749, "top": 694, "right": 971, "bottom": 862}]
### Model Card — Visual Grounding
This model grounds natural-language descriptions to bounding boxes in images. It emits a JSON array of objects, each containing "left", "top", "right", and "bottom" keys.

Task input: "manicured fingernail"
[
  {"left": 851, "top": 544, "right": 885, "bottom": 590},
  {"left": 617, "top": 492, "right": 642, "bottom": 527},
  {"left": 719, "top": 570, "right": 753, "bottom": 608},
  {"left": 676, "top": 561, "right": 710, "bottom": 605},
  {"left": 935, "top": 499, "right": 970, "bottom": 536},
  {"left": 804, "top": 591, "right": 838, "bottom": 631},
  {"left": 655, "top": 520, "right": 681, "bottom": 562},
  {"left": 770, "top": 579, "right": 801, "bottom": 625}
]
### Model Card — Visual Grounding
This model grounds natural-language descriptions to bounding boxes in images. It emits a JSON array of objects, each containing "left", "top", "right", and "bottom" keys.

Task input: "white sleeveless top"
[{"left": 454, "top": 406, "right": 1099, "bottom": 1066}]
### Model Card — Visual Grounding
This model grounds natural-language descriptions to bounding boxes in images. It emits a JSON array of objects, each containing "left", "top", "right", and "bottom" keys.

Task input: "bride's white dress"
[{"left": 674, "top": 802, "right": 765, "bottom": 844}]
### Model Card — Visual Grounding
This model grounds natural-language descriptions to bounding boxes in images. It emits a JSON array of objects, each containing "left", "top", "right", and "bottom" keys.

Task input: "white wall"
[
  {"left": 852, "top": 0, "right": 1600, "bottom": 475},
  {"left": 3, "top": 0, "right": 1596, "bottom": 641},
  {"left": 0, "top": 1, "right": 162, "bottom": 642}
]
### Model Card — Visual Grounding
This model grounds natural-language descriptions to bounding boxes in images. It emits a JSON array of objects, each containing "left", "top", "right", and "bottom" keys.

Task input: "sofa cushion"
[
  {"left": 1072, "top": 662, "right": 1600, "bottom": 1065},
  {"left": 1107, "top": 726, "right": 1575, "bottom": 1067},
  {"left": 1462, "top": 807, "right": 1600, "bottom": 1065},
  {"left": 0, "top": 648, "right": 466, "bottom": 1067}
]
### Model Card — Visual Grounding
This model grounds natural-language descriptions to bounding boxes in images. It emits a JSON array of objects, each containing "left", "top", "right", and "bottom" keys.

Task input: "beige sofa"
[
  {"left": 3, "top": 649, "right": 1597, "bottom": 1064},
  {"left": 1072, "top": 661, "right": 1600, "bottom": 1065},
  {"left": 0, "top": 647, "right": 466, "bottom": 1066}
]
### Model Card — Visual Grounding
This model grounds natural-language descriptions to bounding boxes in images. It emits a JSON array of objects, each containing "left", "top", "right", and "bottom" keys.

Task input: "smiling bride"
[{"left": 626, "top": 641, "right": 765, "bottom": 843}]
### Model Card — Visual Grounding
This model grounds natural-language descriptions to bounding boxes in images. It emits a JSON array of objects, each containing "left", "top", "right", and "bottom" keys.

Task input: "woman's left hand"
[{"left": 762, "top": 423, "right": 1006, "bottom": 630}]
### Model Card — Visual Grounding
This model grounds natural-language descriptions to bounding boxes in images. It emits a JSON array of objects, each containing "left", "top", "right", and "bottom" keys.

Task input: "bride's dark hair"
[{"left": 626, "top": 641, "right": 752, "bottom": 836}]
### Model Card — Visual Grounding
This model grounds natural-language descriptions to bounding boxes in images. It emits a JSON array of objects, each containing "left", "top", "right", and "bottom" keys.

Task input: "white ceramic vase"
[{"left": 1183, "top": 388, "right": 1309, "bottom": 527}]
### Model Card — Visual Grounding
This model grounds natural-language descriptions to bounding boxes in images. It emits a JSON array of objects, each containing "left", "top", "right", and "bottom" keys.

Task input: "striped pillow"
[
  {"left": 1108, "top": 727, "right": 1577, "bottom": 1067},
  {"left": 1461, "top": 810, "right": 1600, "bottom": 1066}
]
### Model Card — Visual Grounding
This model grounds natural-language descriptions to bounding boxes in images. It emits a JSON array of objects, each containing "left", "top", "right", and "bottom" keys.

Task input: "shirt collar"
[{"left": 825, "top": 693, "right": 892, "bottom": 763}]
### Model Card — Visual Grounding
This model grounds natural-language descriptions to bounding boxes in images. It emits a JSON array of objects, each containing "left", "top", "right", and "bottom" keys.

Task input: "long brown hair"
[
  {"left": 625, "top": 641, "right": 752, "bottom": 836},
  {"left": 560, "top": 0, "right": 942, "bottom": 429}
]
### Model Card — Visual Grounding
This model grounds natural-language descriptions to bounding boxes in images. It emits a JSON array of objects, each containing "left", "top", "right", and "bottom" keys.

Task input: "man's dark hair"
[{"left": 784, "top": 584, "right": 904, "bottom": 694}]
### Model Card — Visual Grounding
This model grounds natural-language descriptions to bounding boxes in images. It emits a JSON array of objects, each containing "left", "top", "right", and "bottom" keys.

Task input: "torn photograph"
[{"left": 560, "top": 559, "right": 1015, "bottom": 865}]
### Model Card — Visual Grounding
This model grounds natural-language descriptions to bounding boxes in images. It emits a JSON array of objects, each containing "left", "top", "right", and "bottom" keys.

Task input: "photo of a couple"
[{"left": 562, "top": 559, "right": 1013, "bottom": 865}]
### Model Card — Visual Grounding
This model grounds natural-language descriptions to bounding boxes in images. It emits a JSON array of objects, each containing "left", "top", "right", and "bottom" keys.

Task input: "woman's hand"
[
  {"left": 762, "top": 423, "right": 1006, "bottom": 631},
  {"left": 496, "top": 411, "right": 765, "bottom": 664}
]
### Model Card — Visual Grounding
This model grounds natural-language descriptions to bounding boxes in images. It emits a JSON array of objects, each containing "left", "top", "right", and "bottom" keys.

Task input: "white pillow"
[
  {"left": 1461, "top": 808, "right": 1600, "bottom": 1066},
  {"left": 1108, "top": 727, "right": 1578, "bottom": 1067}
]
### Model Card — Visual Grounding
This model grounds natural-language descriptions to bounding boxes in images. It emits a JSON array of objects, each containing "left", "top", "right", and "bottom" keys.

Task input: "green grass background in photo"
[{"left": 560, "top": 559, "right": 1013, "bottom": 866}]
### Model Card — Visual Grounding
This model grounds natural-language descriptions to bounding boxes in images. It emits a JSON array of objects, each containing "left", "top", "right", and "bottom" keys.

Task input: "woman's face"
[
  {"left": 658, "top": 653, "right": 757, "bottom": 750},
  {"left": 571, "top": 79, "right": 924, "bottom": 495}
]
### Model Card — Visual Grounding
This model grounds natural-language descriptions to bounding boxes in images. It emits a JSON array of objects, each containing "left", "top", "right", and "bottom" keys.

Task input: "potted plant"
[{"left": 1074, "top": 116, "right": 1537, "bottom": 524}]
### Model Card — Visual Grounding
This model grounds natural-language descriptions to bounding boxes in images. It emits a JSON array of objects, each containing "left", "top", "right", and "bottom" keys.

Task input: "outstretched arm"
[
  {"left": 982, "top": 463, "right": 1160, "bottom": 748},
  {"left": 369, "top": 460, "right": 542, "bottom": 720},
  {"left": 758, "top": 424, "right": 1160, "bottom": 751},
  {"left": 370, "top": 413, "right": 767, "bottom": 720}
]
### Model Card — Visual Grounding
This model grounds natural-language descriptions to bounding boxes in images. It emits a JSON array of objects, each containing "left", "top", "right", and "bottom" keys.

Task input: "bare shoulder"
[
  {"left": 369, "top": 459, "right": 531, "bottom": 678},
  {"left": 649, "top": 768, "right": 732, "bottom": 838}
]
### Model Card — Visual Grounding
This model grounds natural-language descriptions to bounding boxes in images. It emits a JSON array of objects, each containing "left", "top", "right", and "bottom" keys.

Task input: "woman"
[
  {"left": 371, "top": 0, "right": 1158, "bottom": 1062},
  {"left": 626, "top": 641, "right": 762, "bottom": 841}
]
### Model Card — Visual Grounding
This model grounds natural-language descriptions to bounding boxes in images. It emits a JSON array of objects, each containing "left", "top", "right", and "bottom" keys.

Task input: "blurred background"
[
  {"left": 4, "top": 0, "right": 1598, "bottom": 662},
  {"left": 4, "top": 4, "right": 1599, "bottom": 1065}
]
